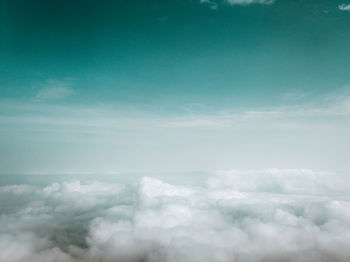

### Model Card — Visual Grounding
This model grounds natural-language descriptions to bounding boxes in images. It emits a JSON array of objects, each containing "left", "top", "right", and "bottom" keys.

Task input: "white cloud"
[
  {"left": 2, "top": 86, "right": 350, "bottom": 133},
  {"left": 0, "top": 184, "right": 34, "bottom": 195},
  {"left": 0, "top": 170, "right": 350, "bottom": 262},
  {"left": 36, "top": 79, "right": 74, "bottom": 101},
  {"left": 167, "top": 118, "right": 232, "bottom": 127},
  {"left": 200, "top": 0, "right": 274, "bottom": 9},
  {"left": 200, "top": 0, "right": 218, "bottom": 10},
  {"left": 225, "top": 0, "right": 274, "bottom": 5},
  {"left": 339, "top": 3, "right": 350, "bottom": 11}
]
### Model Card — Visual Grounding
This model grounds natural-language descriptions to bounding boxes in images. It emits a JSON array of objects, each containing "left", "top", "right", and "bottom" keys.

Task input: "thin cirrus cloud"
[
  {"left": 1, "top": 87, "right": 350, "bottom": 173},
  {"left": 339, "top": 3, "right": 350, "bottom": 11},
  {"left": 2, "top": 87, "right": 350, "bottom": 130},
  {"left": 200, "top": 0, "right": 274, "bottom": 9},
  {"left": 225, "top": 0, "right": 274, "bottom": 5},
  {"left": 35, "top": 79, "right": 74, "bottom": 101}
]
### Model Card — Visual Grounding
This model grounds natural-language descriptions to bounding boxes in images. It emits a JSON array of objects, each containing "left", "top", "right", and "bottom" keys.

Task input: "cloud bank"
[{"left": 1, "top": 169, "right": 350, "bottom": 262}]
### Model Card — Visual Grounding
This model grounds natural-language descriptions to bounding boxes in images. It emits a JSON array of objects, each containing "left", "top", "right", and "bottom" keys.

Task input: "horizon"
[{"left": 1, "top": 1, "right": 350, "bottom": 262}]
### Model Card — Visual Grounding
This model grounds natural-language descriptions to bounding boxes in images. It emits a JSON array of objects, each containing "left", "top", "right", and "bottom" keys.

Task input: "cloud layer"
[{"left": 1, "top": 169, "right": 350, "bottom": 262}]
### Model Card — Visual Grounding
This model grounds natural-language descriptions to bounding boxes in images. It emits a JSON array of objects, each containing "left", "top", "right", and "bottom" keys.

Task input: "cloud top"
[{"left": 1, "top": 169, "right": 350, "bottom": 262}]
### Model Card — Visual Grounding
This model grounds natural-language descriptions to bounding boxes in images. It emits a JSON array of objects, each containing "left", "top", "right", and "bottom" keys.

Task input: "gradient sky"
[{"left": 1, "top": 0, "right": 350, "bottom": 174}]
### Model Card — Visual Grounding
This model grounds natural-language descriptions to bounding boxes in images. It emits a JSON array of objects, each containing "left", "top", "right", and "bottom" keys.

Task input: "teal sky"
[{"left": 1, "top": 0, "right": 350, "bottom": 174}]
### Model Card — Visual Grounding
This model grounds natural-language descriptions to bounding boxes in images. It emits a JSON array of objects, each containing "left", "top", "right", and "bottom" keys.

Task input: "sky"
[
  {"left": 1, "top": 0, "right": 350, "bottom": 174},
  {"left": 1, "top": 2, "right": 350, "bottom": 261}
]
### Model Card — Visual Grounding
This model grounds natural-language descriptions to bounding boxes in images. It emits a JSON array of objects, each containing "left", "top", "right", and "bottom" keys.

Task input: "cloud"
[
  {"left": 200, "top": 0, "right": 219, "bottom": 10},
  {"left": 167, "top": 118, "right": 232, "bottom": 127},
  {"left": 2, "top": 85, "right": 350, "bottom": 134},
  {"left": 36, "top": 79, "right": 74, "bottom": 101},
  {"left": 339, "top": 4, "right": 350, "bottom": 11},
  {"left": 0, "top": 169, "right": 350, "bottom": 262},
  {"left": 224, "top": 0, "right": 274, "bottom": 5},
  {"left": 1, "top": 87, "right": 350, "bottom": 174},
  {"left": 200, "top": 0, "right": 274, "bottom": 9}
]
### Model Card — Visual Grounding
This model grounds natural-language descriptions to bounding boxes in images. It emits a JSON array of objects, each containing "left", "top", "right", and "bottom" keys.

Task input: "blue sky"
[{"left": 1, "top": 0, "right": 350, "bottom": 173}]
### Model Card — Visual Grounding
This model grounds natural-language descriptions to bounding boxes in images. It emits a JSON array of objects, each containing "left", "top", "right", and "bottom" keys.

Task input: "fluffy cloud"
[
  {"left": 1, "top": 169, "right": 350, "bottom": 261},
  {"left": 339, "top": 4, "right": 350, "bottom": 11}
]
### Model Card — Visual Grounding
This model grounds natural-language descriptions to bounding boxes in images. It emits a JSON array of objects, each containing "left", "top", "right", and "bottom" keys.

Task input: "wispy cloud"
[
  {"left": 36, "top": 79, "right": 75, "bottom": 101},
  {"left": 280, "top": 91, "right": 310, "bottom": 101},
  {"left": 166, "top": 118, "right": 232, "bottom": 127},
  {"left": 200, "top": 0, "right": 274, "bottom": 9},
  {"left": 200, "top": 0, "right": 218, "bottom": 10},
  {"left": 225, "top": 0, "right": 274, "bottom": 5},
  {"left": 1, "top": 90, "right": 350, "bottom": 173},
  {"left": 339, "top": 3, "right": 350, "bottom": 11},
  {"left": 2, "top": 87, "right": 350, "bottom": 132}
]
